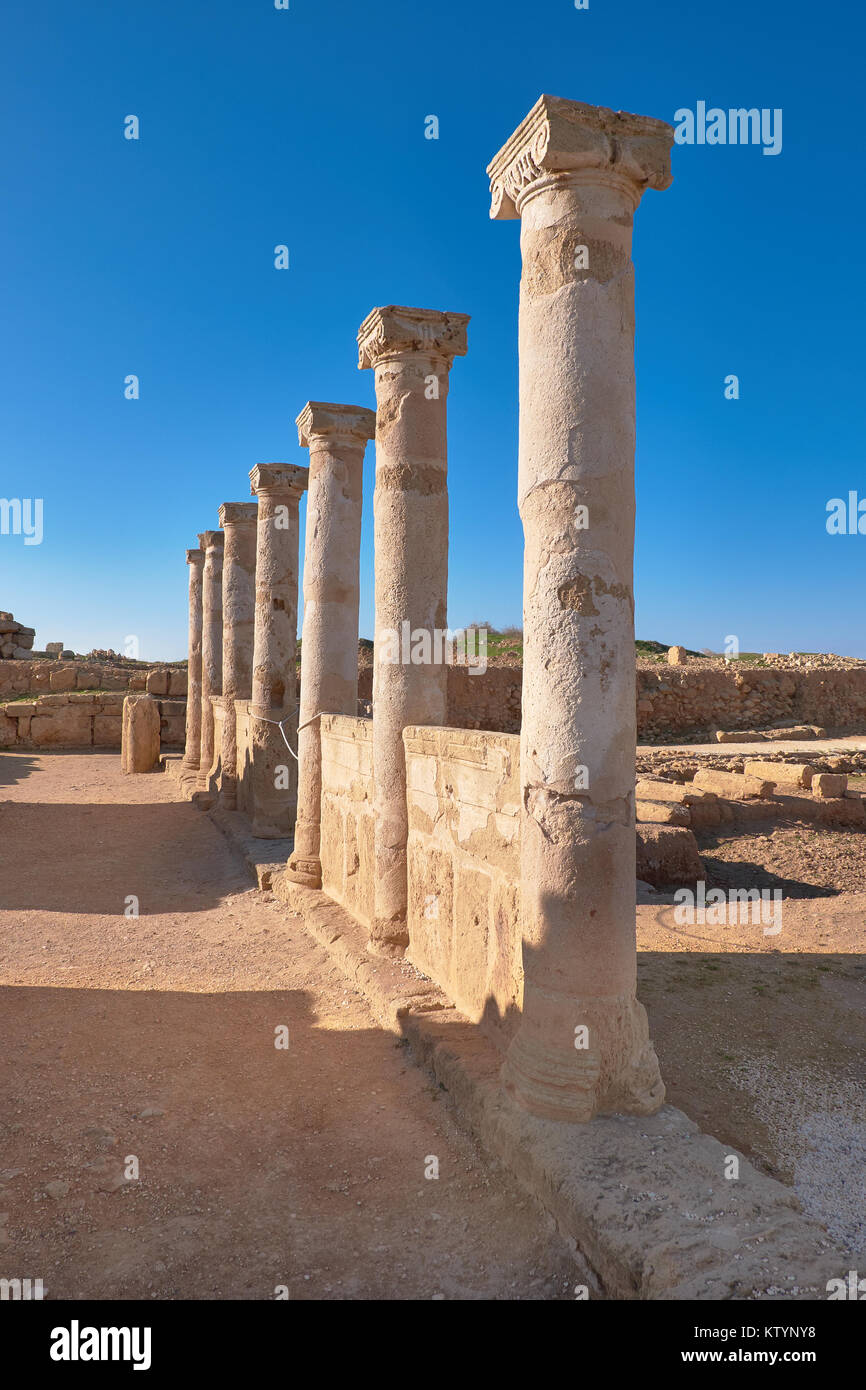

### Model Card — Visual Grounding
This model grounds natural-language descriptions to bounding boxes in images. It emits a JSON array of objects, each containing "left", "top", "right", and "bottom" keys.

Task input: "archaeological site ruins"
[{"left": 3, "top": 88, "right": 864, "bottom": 1323}]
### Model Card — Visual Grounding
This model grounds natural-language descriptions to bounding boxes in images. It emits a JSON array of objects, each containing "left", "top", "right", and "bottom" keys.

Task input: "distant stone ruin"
[{"left": 0, "top": 611, "right": 36, "bottom": 659}]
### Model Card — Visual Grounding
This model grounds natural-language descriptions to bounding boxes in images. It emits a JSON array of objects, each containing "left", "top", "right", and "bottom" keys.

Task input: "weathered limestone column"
[
  {"left": 247, "top": 463, "right": 309, "bottom": 837},
  {"left": 197, "top": 529, "right": 224, "bottom": 791},
  {"left": 182, "top": 547, "right": 204, "bottom": 773},
  {"left": 217, "top": 502, "right": 258, "bottom": 808},
  {"left": 487, "top": 96, "right": 673, "bottom": 1122},
  {"left": 358, "top": 305, "right": 469, "bottom": 955},
  {"left": 286, "top": 402, "right": 376, "bottom": 888}
]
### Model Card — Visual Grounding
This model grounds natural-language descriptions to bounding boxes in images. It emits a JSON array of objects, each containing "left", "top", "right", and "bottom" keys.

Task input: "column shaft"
[
  {"left": 358, "top": 305, "right": 468, "bottom": 955},
  {"left": 218, "top": 502, "right": 258, "bottom": 808},
  {"left": 287, "top": 402, "right": 375, "bottom": 888},
  {"left": 197, "top": 530, "right": 224, "bottom": 791},
  {"left": 182, "top": 548, "right": 204, "bottom": 771},
  {"left": 247, "top": 463, "right": 309, "bottom": 838},
  {"left": 487, "top": 96, "right": 673, "bottom": 1121}
]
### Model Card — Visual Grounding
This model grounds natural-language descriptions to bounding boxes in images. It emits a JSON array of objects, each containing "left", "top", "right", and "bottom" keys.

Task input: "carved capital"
[
  {"left": 487, "top": 94, "right": 673, "bottom": 219},
  {"left": 197, "top": 530, "right": 224, "bottom": 551},
  {"left": 248, "top": 462, "right": 309, "bottom": 500},
  {"left": 357, "top": 304, "right": 469, "bottom": 370},
  {"left": 296, "top": 401, "right": 376, "bottom": 450},
  {"left": 218, "top": 502, "right": 258, "bottom": 528},
  {"left": 186, "top": 548, "right": 204, "bottom": 565}
]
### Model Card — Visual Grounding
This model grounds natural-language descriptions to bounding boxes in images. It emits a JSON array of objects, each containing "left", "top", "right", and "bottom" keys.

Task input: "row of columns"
[{"left": 177, "top": 94, "right": 673, "bottom": 1125}]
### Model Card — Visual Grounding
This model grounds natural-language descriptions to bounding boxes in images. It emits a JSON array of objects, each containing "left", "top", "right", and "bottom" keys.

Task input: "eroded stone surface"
[
  {"left": 246, "top": 463, "right": 308, "bottom": 837},
  {"left": 488, "top": 96, "right": 673, "bottom": 1122},
  {"left": 197, "top": 531, "right": 224, "bottom": 791},
  {"left": 287, "top": 403, "right": 375, "bottom": 889},
  {"left": 121, "top": 694, "right": 160, "bottom": 774},
  {"left": 217, "top": 503, "right": 258, "bottom": 809},
  {"left": 358, "top": 304, "right": 469, "bottom": 955},
  {"left": 182, "top": 548, "right": 204, "bottom": 773}
]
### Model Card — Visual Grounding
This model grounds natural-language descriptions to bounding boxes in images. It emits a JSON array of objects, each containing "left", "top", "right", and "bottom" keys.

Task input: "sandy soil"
[
  {"left": 0, "top": 751, "right": 581, "bottom": 1300},
  {"left": 638, "top": 896, "right": 866, "bottom": 1257}
]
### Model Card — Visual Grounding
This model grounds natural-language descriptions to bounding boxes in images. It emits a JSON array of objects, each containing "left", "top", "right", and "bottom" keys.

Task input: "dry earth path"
[{"left": 0, "top": 751, "right": 581, "bottom": 1300}]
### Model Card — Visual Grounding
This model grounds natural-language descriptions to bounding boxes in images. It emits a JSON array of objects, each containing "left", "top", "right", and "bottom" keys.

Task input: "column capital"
[
  {"left": 487, "top": 94, "right": 673, "bottom": 220},
  {"left": 186, "top": 548, "right": 204, "bottom": 565},
  {"left": 296, "top": 401, "right": 376, "bottom": 450},
  {"left": 357, "top": 304, "right": 469, "bottom": 370},
  {"left": 218, "top": 502, "right": 258, "bottom": 527},
  {"left": 249, "top": 463, "right": 309, "bottom": 499},
  {"left": 198, "top": 530, "right": 224, "bottom": 551}
]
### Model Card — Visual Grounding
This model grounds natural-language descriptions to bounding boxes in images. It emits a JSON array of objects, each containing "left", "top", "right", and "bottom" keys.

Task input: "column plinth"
[
  {"left": 217, "top": 502, "right": 258, "bottom": 809},
  {"left": 358, "top": 304, "right": 469, "bottom": 956},
  {"left": 197, "top": 530, "right": 224, "bottom": 791},
  {"left": 182, "top": 548, "right": 204, "bottom": 773},
  {"left": 487, "top": 95, "right": 672, "bottom": 1122},
  {"left": 286, "top": 402, "right": 375, "bottom": 889},
  {"left": 247, "top": 463, "right": 309, "bottom": 838}
]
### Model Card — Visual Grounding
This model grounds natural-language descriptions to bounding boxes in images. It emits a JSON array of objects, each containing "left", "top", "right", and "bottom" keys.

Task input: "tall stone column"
[
  {"left": 286, "top": 402, "right": 375, "bottom": 888},
  {"left": 217, "top": 502, "right": 258, "bottom": 808},
  {"left": 487, "top": 96, "right": 673, "bottom": 1121},
  {"left": 358, "top": 305, "right": 469, "bottom": 956},
  {"left": 197, "top": 529, "right": 224, "bottom": 791},
  {"left": 247, "top": 463, "right": 309, "bottom": 838},
  {"left": 182, "top": 547, "right": 204, "bottom": 773}
]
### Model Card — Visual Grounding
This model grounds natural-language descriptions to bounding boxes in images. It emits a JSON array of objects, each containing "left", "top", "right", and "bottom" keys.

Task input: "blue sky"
[{"left": 1, "top": 0, "right": 863, "bottom": 659}]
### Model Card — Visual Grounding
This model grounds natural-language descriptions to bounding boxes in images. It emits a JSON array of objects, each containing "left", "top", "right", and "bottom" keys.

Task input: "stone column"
[
  {"left": 217, "top": 502, "right": 258, "bottom": 808},
  {"left": 487, "top": 96, "right": 673, "bottom": 1121},
  {"left": 197, "top": 529, "right": 224, "bottom": 791},
  {"left": 286, "top": 402, "right": 375, "bottom": 888},
  {"left": 247, "top": 463, "right": 309, "bottom": 838},
  {"left": 357, "top": 305, "right": 469, "bottom": 956},
  {"left": 182, "top": 547, "right": 204, "bottom": 773}
]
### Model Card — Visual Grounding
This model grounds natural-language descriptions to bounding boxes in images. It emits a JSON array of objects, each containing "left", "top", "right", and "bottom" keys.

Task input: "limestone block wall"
[
  {"left": 403, "top": 726, "right": 522, "bottom": 1049},
  {"left": 442, "top": 664, "right": 866, "bottom": 740},
  {"left": 0, "top": 692, "right": 186, "bottom": 749},
  {"left": 319, "top": 715, "right": 375, "bottom": 930},
  {"left": 0, "top": 659, "right": 187, "bottom": 700},
  {"left": 445, "top": 666, "right": 522, "bottom": 734},
  {"left": 635, "top": 667, "right": 866, "bottom": 739}
]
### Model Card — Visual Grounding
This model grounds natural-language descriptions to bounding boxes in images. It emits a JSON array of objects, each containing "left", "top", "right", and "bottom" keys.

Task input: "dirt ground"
[
  {"left": 634, "top": 740, "right": 866, "bottom": 1255},
  {"left": 638, "top": 892, "right": 866, "bottom": 1257},
  {"left": 0, "top": 751, "right": 582, "bottom": 1300},
  {"left": 2, "top": 751, "right": 863, "bottom": 1298}
]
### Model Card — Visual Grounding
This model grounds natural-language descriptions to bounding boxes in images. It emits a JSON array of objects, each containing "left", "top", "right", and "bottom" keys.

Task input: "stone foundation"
[
  {"left": 404, "top": 726, "right": 522, "bottom": 1050},
  {"left": 0, "top": 690, "right": 186, "bottom": 749},
  {"left": 319, "top": 715, "right": 376, "bottom": 930}
]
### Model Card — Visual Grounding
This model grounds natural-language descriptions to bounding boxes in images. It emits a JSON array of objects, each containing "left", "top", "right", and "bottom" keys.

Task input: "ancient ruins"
[
  {"left": 4, "top": 94, "right": 864, "bottom": 1304},
  {"left": 134, "top": 97, "right": 865, "bottom": 1138}
]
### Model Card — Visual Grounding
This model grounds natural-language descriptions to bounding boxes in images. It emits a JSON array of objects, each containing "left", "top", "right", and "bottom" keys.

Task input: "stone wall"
[
  {"left": 0, "top": 659, "right": 187, "bottom": 699},
  {"left": 0, "top": 691, "right": 186, "bottom": 749},
  {"left": 442, "top": 664, "right": 866, "bottom": 740},
  {"left": 404, "top": 726, "right": 522, "bottom": 1049},
  {"left": 319, "top": 715, "right": 375, "bottom": 930}
]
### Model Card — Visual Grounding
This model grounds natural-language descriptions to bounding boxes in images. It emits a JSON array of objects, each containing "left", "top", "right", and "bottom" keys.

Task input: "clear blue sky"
[{"left": 1, "top": 0, "right": 863, "bottom": 660}]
